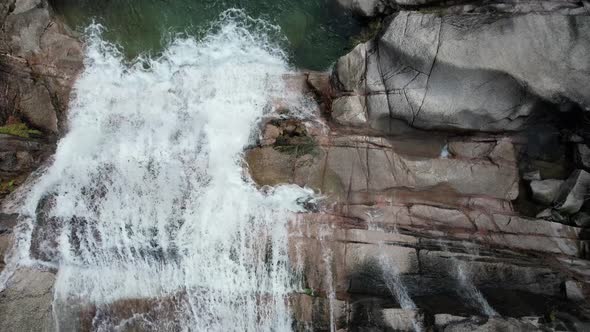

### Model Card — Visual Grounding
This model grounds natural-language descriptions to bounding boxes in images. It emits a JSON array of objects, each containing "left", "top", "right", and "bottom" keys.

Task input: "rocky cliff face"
[
  {"left": 0, "top": 0, "right": 83, "bottom": 199},
  {"left": 246, "top": 1, "right": 590, "bottom": 330},
  {"left": 247, "top": 84, "right": 590, "bottom": 330},
  {"left": 0, "top": 0, "right": 82, "bottom": 331}
]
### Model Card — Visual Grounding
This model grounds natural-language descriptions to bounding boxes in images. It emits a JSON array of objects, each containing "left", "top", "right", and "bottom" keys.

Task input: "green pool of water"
[{"left": 50, "top": 0, "right": 362, "bottom": 70}]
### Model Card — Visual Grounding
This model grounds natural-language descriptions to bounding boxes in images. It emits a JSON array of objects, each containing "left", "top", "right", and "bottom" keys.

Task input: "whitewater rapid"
[{"left": 3, "top": 10, "right": 313, "bottom": 331}]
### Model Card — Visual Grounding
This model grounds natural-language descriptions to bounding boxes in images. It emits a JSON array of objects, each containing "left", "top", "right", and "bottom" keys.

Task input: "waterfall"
[{"left": 2, "top": 10, "right": 313, "bottom": 331}]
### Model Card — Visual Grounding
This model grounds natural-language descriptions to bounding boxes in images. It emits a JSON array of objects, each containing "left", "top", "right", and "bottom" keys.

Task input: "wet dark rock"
[
  {"left": 29, "top": 194, "right": 63, "bottom": 262},
  {"left": 441, "top": 317, "right": 539, "bottom": 332},
  {"left": 0, "top": 213, "right": 17, "bottom": 234},
  {"left": 530, "top": 179, "right": 564, "bottom": 205},
  {"left": 576, "top": 144, "right": 590, "bottom": 170},
  {"left": 555, "top": 170, "right": 590, "bottom": 215},
  {"left": 524, "top": 170, "right": 542, "bottom": 181},
  {"left": 0, "top": 213, "right": 17, "bottom": 272},
  {"left": 573, "top": 212, "right": 590, "bottom": 228}
]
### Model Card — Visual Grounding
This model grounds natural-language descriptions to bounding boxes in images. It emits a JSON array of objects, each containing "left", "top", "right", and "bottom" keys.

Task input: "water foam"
[{"left": 3, "top": 10, "right": 312, "bottom": 331}]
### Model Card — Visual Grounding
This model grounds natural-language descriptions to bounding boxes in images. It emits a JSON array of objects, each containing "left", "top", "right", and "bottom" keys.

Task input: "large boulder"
[
  {"left": 0, "top": 0, "right": 83, "bottom": 134},
  {"left": 335, "top": 0, "right": 589, "bottom": 17},
  {"left": 332, "top": 10, "right": 590, "bottom": 132}
]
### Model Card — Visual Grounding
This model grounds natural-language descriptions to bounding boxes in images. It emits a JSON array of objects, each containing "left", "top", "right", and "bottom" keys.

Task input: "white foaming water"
[{"left": 3, "top": 10, "right": 313, "bottom": 331}]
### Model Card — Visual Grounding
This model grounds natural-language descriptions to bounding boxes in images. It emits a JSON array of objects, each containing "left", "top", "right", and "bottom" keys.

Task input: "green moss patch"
[
  {"left": 274, "top": 135, "right": 319, "bottom": 158},
  {"left": 1, "top": 180, "right": 15, "bottom": 192},
  {"left": 0, "top": 123, "right": 43, "bottom": 138}
]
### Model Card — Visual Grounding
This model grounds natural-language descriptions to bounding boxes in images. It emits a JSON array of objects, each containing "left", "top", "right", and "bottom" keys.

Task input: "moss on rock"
[{"left": 0, "top": 123, "right": 42, "bottom": 139}]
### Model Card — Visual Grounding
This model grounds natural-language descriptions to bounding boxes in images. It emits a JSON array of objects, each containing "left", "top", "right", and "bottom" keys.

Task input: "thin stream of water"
[
  {"left": 366, "top": 209, "right": 423, "bottom": 332},
  {"left": 437, "top": 240, "right": 498, "bottom": 317}
]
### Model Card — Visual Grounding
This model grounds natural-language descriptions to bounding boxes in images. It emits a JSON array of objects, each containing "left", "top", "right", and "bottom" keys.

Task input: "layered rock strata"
[{"left": 247, "top": 84, "right": 590, "bottom": 329}]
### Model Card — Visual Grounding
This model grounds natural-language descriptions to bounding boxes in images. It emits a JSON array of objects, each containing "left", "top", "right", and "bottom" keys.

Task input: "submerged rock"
[{"left": 335, "top": 0, "right": 389, "bottom": 17}]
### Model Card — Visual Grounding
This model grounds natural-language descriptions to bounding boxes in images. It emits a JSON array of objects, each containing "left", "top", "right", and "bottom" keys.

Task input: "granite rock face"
[
  {"left": 246, "top": 74, "right": 590, "bottom": 328},
  {"left": 314, "top": 9, "right": 590, "bottom": 327},
  {"left": 0, "top": 0, "right": 82, "bottom": 198},
  {"left": 0, "top": 1, "right": 82, "bottom": 331},
  {"left": 332, "top": 8, "right": 590, "bottom": 132},
  {"left": 1, "top": 0, "right": 83, "bottom": 134},
  {"left": 316, "top": 5, "right": 590, "bottom": 324}
]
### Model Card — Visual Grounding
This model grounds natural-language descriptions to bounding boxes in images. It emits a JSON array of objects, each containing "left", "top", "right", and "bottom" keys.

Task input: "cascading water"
[{"left": 2, "top": 10, "right": 314, "bottom": 331}]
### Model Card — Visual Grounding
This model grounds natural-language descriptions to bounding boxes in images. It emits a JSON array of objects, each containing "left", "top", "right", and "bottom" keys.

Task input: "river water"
[
  {"left": 5, "top": 10, "right": 319, "bottom": 331},
  {"left": 50, "top": 0, "right": 361, "bottom": 70}
]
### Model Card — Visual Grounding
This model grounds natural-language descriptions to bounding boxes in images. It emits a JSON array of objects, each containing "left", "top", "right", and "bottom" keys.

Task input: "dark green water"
[{"left": 50, "top": 0, "right": 361, "bottom": 70}]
